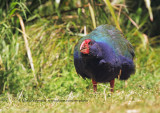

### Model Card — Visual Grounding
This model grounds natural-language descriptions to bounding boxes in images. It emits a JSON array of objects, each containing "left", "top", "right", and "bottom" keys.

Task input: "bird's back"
[{"left": 75, "top": 25, "right": 134, "bottom": 60}]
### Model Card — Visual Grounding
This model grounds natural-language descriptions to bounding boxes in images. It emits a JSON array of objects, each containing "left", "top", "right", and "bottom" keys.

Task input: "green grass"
[
  {"left": 0, "top": 71, "right": 159, "bottom": 113},
  {"left": 0, "top": 20, "right": 160, "bottom": 112}
]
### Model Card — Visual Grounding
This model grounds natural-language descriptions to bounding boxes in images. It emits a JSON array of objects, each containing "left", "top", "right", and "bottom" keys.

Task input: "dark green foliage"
[{"left": 126, "top": 0, "right": 160, "bottom": 38}]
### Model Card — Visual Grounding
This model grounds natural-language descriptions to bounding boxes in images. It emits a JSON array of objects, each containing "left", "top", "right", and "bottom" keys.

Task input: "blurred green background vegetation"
[{"left": 0, "top": 0, "right": 160, "bottom": 112}]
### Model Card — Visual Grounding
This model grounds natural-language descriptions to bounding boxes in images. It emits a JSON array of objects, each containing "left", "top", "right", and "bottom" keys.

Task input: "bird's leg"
[
  {"left": 110, "top": 79, "right": 115, "bottom": 93},
  {"left": 92, "top": 79, "right": 97, "bottom": 92}
]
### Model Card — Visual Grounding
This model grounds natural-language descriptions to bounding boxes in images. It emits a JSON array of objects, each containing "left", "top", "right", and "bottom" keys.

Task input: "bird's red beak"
[
  {"left": 80, "top": 39, "right": 91, "bottom": 54},
  {"left": 80, "top": 46, "right": 89, "bottom": 54}
]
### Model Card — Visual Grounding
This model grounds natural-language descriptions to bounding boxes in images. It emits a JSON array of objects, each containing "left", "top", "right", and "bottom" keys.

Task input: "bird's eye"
[{"left": 88, "top": 41, "right": 92, "bottom": 45}]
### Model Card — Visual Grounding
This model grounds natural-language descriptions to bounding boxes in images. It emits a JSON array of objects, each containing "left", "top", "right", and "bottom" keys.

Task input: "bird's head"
[
  {"left": 80, "top": 39, "right": 102, "bottom": 58},
  {"left": 80, "top": 39, "right": 94, "bottom": 54}
]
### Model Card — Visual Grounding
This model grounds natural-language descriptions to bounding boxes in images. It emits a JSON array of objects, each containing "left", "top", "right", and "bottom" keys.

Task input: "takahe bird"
[{"left": 74, "top": 25, "right": 135, "bottom": 92}]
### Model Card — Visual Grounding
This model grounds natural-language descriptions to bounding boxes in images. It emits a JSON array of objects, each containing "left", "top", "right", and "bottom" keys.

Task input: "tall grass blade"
[
  {"left": 16, "top": 13, "right": 38, "bottom": 85},
  {"left": 104, "top": 0, "right": 121, "bottom": 31},
  {"left": 88, "top": 3, "right": 96, "bottom": 29},
  {"left": 144, "top": 0, "right": 153, "bottom": 21}
]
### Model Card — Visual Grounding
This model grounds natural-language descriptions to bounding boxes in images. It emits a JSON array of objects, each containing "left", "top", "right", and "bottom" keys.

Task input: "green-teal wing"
[{"left": 76, "top": 25, "right": 134, "bottom": 59}]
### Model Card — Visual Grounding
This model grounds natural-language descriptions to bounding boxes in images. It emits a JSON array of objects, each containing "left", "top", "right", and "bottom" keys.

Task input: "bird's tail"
[{"left": 120, "top": 59, "right": 135, "bottom": 80}]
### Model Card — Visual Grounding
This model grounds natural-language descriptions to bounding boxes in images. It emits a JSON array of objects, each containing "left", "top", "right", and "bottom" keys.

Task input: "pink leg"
[
  {"left": 92, "top": 79, "right": 97, "bottom": 92},
  {"left": 110, "top": 79, "right": 115, "bottom": 93}
]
